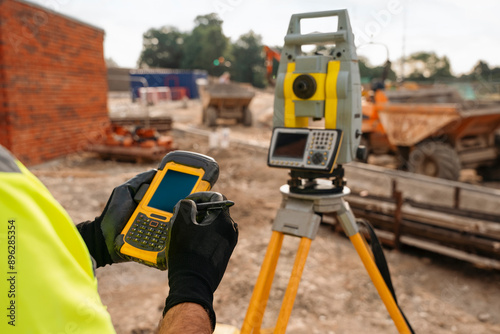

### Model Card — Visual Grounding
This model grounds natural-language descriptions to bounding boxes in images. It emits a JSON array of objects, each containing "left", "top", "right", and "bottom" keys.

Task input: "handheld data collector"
[{"left": 116, "top": 150, "right": 219, "bottom": 270}]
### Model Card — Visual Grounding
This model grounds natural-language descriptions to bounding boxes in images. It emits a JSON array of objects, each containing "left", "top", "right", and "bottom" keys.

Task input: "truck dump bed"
[
  {"left": 199, "top": 83, "right": 255, "bottom": 111},
  {"left": 377, "top": 87, "right": 500, "bottom": 146},
  {"left": 198, "top": 82, "right": 255, "bottom": 126}
]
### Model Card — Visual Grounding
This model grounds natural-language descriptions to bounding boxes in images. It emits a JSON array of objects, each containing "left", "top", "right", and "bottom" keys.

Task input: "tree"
[
  {"left": 181, "top": 13, "right": 230, "bottom": 76},
  {"left": 358, "top": 56, "right": 397, "bottom": 83},
  {"left": 137, "top": 26, "right": 186, "bottom": 69},
  {"left": 459, "top": 60, "right": 500, "bottom": 82},
  {"left": 473, "top": 60, "right": 491, "bottom": 80},
  {"left": 405, "top": 52, "right": 454, "bottom": 81},
  {"left": 491, "top": 67, "right": 500, "bottom": 81},
  {"left": 230, "top": 31, "right": 266, "bottom": 88}
]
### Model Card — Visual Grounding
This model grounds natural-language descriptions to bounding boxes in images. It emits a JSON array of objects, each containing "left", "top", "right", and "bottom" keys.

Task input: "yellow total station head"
[{"left": 273, "top": 10, "right": 362, "bottom": 165}]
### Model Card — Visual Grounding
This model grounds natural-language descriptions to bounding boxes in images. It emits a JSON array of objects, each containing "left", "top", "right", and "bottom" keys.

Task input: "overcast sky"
[{"left": 27, "top": 0, "right": 500, "bottom": 75}]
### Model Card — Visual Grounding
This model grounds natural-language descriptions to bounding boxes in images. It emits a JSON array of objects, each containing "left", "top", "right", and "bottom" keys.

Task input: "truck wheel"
[
  {"left": 205, "top": 107, "right": 218, "bottom": 127},
  {"left": 408, "top": 142, "right": 461, "bottom": 180},
  {"left": 242, "top": 107, "right": 253, "bottom": 127}
]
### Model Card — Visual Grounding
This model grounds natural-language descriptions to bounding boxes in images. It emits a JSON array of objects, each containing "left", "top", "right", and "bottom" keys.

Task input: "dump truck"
[
  {"left": 362, "top": 85, "right": 500, "bottom": 180},
  {"left": 197, "top": 81, "right": 255, "bottom": 127}
]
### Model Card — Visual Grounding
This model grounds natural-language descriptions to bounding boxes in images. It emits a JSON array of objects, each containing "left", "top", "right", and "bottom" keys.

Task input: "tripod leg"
[
  {"left": 274, "top": 237, "right": 312, "bottom": 334},
  {"left": 338, "top": 199, "right": 411, "bottom": 333},
  {"left": 350, "top": 232, "right": 412, "bottom": 333},
  {"left": 241, "top": 231, "right": 284, "bottom": 334}
]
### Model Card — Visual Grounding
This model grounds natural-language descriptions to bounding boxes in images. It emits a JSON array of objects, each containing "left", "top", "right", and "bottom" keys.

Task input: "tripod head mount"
[{"left": 287, "top": 165, "right": 345, "bottom": 194}]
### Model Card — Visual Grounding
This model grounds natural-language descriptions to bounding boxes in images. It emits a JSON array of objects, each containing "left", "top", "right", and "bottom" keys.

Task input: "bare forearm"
[{"left": 158, "top": 302, "right": 212, "bottom": 334}]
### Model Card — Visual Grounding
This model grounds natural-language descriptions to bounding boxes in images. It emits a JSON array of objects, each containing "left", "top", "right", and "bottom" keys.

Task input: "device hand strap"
[
  {"left": 164, "top": 192, "right": 238, "bottom": 330},
  {"left": 357, "top": 218, "right": 415, "bottom": 334}
]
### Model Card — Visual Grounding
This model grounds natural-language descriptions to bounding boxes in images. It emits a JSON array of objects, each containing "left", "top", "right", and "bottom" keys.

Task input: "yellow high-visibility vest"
[{"left": 0, "top": 148, "right": 115, "bottom": 333}]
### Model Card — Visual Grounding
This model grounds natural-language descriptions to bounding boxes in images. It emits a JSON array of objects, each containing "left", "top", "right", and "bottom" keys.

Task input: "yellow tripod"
[{"left": 240, "top": 182, "right": 413, "bottom": 334}]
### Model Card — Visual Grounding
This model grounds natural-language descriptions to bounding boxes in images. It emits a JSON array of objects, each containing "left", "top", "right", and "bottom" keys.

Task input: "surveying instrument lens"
[{"left": 292, "top": 74, "right": 317, "bottom": 99}]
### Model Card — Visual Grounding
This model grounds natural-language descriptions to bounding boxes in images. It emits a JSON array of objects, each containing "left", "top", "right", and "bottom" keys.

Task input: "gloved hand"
[
  {"left": 163, "top": 191, "right": 238, "bottom": 330},
  {"left": 77, "top": 169, "right": 157, "bottom": 267}
]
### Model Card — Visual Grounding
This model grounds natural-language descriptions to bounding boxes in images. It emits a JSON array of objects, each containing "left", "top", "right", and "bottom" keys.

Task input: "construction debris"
[
  {"left": 110, "top": 115, "right": 173, "bottom": 132},
  {"left": 89, "top": 125, "right": 175, "bottom": 162}
]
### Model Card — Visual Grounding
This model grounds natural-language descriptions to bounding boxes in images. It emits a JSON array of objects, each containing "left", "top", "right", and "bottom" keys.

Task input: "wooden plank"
[
  {"left": 406, "top": 199, "right": 500, "bottom": 223},
  {"left": 396, "top": 178, "right": 456, "bottom": 208},
  {"left": 346, "top": 195, "right": 500, "bottom": 240},
  {"left": 345, "top": 162, "right": 500, "bottom": 217},
  {"left": 325, "top": 209, "right": 500, "bottom": 268},
  {"left": 374, "top": 230, "right": 500, "bottom": 270},
  {"left": 459, "top": 188, "right": 500, "bottom": 217},
  {"left": 350, "top": 209, "right": 500, "bottom": 257},
  {"left": 344, "top": 166, "right": 393, "bottom": 198}
]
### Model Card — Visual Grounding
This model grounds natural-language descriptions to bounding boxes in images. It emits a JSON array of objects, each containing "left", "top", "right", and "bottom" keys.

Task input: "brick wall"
[{"left": 0, "top": 0, "right": 109, "bottom": 165}]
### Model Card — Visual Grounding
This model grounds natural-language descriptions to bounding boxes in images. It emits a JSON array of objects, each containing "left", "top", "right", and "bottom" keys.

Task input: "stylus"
[{"left": 196, "top": 200, "right": 235, "bottom": 211}]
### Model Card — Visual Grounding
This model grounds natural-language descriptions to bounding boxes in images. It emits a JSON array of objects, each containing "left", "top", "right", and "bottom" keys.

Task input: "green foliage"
[
  {"left": 401, "top": 52, "right": 500, "bottom": 83},
  {"left": 359, "top": 56, "right": 397, "bottom": 83},
  {"left": 458, "top": 60, "right": 500, "bottom": 84},
  {"left": 473, "top": 60, "right": 491, "bottom": 78},
  {"left": 136, "top": 13, "right": 267, "bottom": 87},
  {"left": 405, "top": 51, "right": 454, "bottom": 81},
  {"left": 230, "top": 31, "right": 266, "bottom": 88},
  {"left": 181, "top": 14, "right": 230, "bottom": 76},
  {"left": 137, "top": 26, "right": 186, "bottom": 68}
]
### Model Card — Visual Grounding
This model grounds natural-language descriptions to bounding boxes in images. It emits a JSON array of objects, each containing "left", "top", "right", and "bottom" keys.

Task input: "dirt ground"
[{"left": 31, "top": 90, "right": 500, "bottom": 333}]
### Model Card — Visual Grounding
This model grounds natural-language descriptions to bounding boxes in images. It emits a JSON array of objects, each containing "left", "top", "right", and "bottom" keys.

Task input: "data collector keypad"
[{"left": 125, "top": 213, "right": 168, "bottom": 251}]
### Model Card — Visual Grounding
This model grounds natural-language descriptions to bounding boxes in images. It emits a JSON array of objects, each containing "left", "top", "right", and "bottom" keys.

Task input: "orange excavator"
[{"left": 263, "top": 45, "right": 281, "bottom": 86}]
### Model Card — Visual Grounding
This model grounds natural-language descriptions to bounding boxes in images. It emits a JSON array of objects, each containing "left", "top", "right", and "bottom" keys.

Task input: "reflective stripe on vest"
[{"left": 0, "top": 146, "right": 21, "bottom": 173}]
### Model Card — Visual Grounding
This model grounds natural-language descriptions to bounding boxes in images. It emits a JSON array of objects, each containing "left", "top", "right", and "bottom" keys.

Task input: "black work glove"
[
  {"left": 77, "top": 169, "right": 156, "bottom": 267},
  {"left": 163, "top": 191, "right": 238, "bottom": 330}
]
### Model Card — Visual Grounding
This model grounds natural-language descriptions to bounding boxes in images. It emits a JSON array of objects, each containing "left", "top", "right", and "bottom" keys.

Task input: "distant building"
[
  {"left": 0, "top": 0, "right": 108, "bottom": 165},
  {"left": 130, "top": 69, "right": 207, "bottom": 100},
  {"left": 108, "top": 67, "right": 133, "bottom": 92}
]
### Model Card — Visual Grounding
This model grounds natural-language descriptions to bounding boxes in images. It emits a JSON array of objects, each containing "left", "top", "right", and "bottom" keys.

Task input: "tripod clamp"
[{"left": 273, "top": 181, "right": 358, "bottom": 239}]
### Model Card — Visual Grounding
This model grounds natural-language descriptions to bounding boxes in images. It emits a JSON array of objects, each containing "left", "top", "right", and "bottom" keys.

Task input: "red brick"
[{"left": 0, "top": 0, "right": 107, "bottom": 165}]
